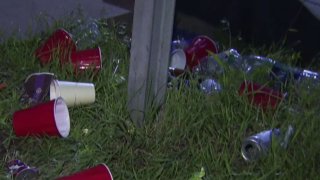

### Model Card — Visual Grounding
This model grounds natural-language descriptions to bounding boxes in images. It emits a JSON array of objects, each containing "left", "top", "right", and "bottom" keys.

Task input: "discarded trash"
[
  {"left": 280, "top": 125, "right": 295, "bottom": 149},
  {"left": 50, "top": 80, "right": 95, "bottom": 107},
  {"left": 270, "top": 62, "right": 301, "bottom": 84},
  {"left": 271, "top": 62, "right": 320, "bottom": 89},
  {"left": 199, "top": 78, "right": 222, "bottom": 94},
  {"left": 35, "top": 28, "right": 102, "bottom": 74},
  {"left": 20, "top": 73, "right": 96, "bottom": 107},
  {"left": 13, "top": 97, "right": 70, "bottom": 138},
  {"left": 238, "top": 81, "right": 285, "bottom": 110},
  {"left": 170, "top": 36, "right": 218, "bottom": 70},
  {"left": 112, "top": 74, "right": 126, "bottom": 85},
  {"left": 168, "top": 67, "right": 187, "bottom": 78},
  {"left": 170, "top": 39, "right": 191, "bottom": 70},
  {"left": 35, "top": 28, "right": 76, "bottom": 65},
  {"left": 193, "top": 54, "right": 226, "bottom": 77},
  {"left": 185, "top": 36, "right": 219, "bottom": 70},
  {"left": 71, "top": 19, "right": 101, "bottom": 50},
  {"left": 171, "top": 39, "right": 190, "bottom": 52},
  {"left": 57, "top": 164, "right": 113, "bottom": 180},
  {"left": 239, "top": 55, "right": 275, "bottom": 75},
  {"left": 70, "top": 47, "right": 102, "bottom": 72},
  {"left": 20, "top": 72, "right": 56, "bottom": 105},
  {"left": 170, "top": 49, "right": 187, "bottom": 70},
  {"left": 7, "top": 159, "right": 39, "bottom": 180},
  {"left": 241, "top": 128, "right": 281, "bottom": 161},
  {"left": 241, "top": 125, "right": 295, "bottom": 161},
  {"left": 0, "top": 82, "right": 7, "bottom": 90},
  {"left": 217, "top": 49, "right": 276, "bottom": 75}
]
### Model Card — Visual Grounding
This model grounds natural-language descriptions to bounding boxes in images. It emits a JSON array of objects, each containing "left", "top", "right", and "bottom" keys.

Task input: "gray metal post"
[{"left": 128, "top": 0, "right": 176, "bottom": 127}]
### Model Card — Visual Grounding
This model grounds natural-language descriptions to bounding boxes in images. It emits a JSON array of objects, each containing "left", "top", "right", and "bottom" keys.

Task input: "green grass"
[{"left": 1, "top": 17, "right": 320, "bottom": 180}]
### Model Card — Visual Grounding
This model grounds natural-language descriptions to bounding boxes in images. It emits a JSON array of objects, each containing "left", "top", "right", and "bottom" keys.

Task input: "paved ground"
[{"left": 0, "top": 0, "right": 130, "bottom": 41}]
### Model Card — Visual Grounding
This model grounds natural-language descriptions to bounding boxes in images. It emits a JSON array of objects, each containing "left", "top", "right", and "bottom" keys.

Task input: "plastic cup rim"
[
  {"left": 170, "top": 49, "right": 186, "bottom": 69},
  {"left": 99, "top": 163, "right": 113, "bottom": 180},
  {"left": 53, "top": 97, "right": 70, "bottom": 138},
  {"left": 24, "top": 72, "right": 55, "bottom": 83},
  {"left": 193, "top": 35, "right": 218, "bottom": 53}
]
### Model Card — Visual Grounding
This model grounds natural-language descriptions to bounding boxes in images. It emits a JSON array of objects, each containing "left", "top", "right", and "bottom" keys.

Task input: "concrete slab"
[{"left": 0, "top": 0, "right": 130, "bottom": 40}]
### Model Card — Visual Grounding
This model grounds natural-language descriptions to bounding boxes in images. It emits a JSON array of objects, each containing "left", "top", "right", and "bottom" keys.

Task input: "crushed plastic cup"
[
  {"left": 238, "top": 81, "right": 285, "bottom": 110},
  {"left": 13, "top": 97, "right": 70, "bottom": 137},
  {"left": 50, "top": 80, "right": 95, "bottom": 107},
  {"left": 35, "top": 29, "right": 77, "bottom": 65},
  {"left": 70, "top": 47, "right": 102, "bottom": 72},
  {"left": 57, "top": 164, "right": 113, "bottom": 180},
  {"left": 20, "top": 72, "right": 56, "bottom": 105},
  {"left": 7, "top": 159, "right": 39, "bottom": 180},
  {"left": 170, "top": 36, "right": 218, "bottom": 70}
]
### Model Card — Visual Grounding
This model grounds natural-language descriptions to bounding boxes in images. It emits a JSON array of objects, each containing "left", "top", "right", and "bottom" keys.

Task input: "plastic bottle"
[
  {"left": 270, "top": 62, "right": 320, "bottom": 90},
  {"left": 199, "top": 78, "right": 222, "bottom": 94},
  {"left": 71, "top": 18, "right": 101, "bottom": 50},
  {"left": 193, "top": 49, "right": 276, "bottom": 78}
]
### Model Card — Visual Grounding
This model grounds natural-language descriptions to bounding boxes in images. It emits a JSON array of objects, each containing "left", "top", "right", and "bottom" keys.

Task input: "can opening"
[
  {"left": 245, "top": 144, "right": 255, "bottom": 155},
  {"left": 242, "top": 141, "right": 261, "bottom": 161}
]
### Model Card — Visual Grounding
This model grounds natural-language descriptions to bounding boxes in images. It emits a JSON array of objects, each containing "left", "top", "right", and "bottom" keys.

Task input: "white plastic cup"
[
  {"left": 50, "top": 80, "right": 95, "bottom": 107},
  {"left": 170, "top": 49, "right": 186, "bottom": 69}
]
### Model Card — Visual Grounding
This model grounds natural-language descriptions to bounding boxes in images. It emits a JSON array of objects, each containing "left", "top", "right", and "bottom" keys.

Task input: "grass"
[{"left": 1, "top": 16, "right": 320, "bottom": 179}]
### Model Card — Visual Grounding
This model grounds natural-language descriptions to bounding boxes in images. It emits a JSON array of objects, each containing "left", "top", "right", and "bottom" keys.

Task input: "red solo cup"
[
  {"left": 238, "top": 81, "right": 285, "bottom": 110},
  {"left": 185, "top": 35, "right": 218, "bottom": 70},
  {"left": 35, "top": 28, "right": 77, "bottom": 65},
  {"left": 70, "top": 47, "right": 102, "bottom": 72},
  {"left": 57, "top": 164, "right": 113, "bottom": 180},
  {"left": 13, "top": 97, "right": 70, "bottom": 137}
]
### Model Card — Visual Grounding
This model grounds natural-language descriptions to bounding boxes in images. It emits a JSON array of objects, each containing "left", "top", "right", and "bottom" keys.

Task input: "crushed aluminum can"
[
  {"left": 20, "top": 72, "right": 56, "bottom": 105},
  {"left": 7, "top": 160, "right": 39, "bottom": 180},
  {"left": 241, "top": 125, "right": 294, "bottom": 161},
  {"left": 241, "top": 128, "right": 281, "bottom": 161}
]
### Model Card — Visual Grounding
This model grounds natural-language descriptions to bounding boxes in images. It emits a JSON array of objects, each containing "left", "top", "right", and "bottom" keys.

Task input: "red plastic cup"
[
  {"left": 70, "top": 47, "right": 102, "bottom": 72},
  {"left": 238, "top": 81, "right": 285, "bottom": 110},
  {"left": 57, "top": 164, "right": 113, "bottom": 180},
  {"left": 35, "top": 28, "right": 77, "bottom": 65},
  {"left": 13, "top": 97, "right": 70, "bottom": 137},
  {"left": 185, "top": 35, "right": 218, "bottom": 70}
]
